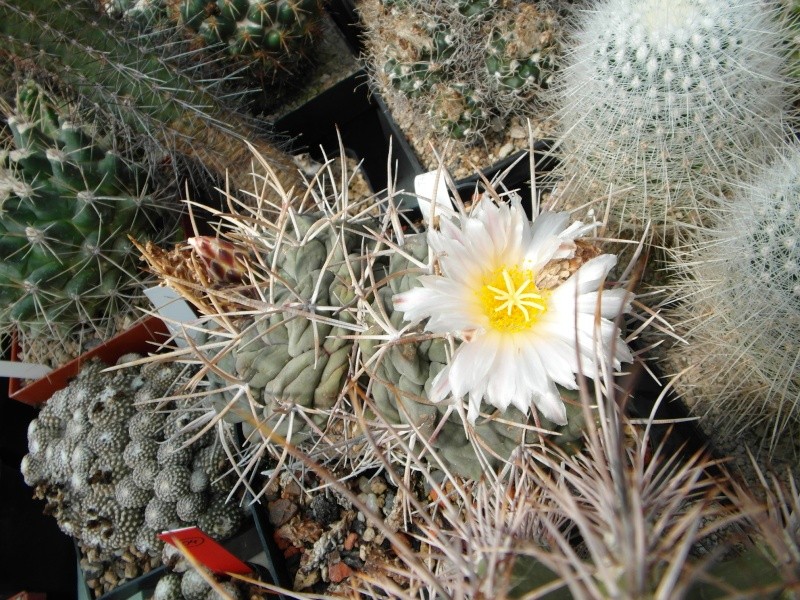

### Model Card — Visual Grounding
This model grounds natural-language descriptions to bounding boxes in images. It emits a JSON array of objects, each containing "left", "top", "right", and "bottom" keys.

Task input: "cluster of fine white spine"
[
  {"left": 665, "top": 143, "right": 800, "bottom": 450},
  {"left": 551, "top": 0, "right": 794, "bottom": 238}
]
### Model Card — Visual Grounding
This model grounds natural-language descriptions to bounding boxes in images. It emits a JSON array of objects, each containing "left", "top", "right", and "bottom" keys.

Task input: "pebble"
[
  {"left": 369, "top": 478, "right": 388, "bottom": 495},
  {"left": 309, "top": 495, "right": 341, "bottom": 525},
  {"left": 343, "top": 531, "right": 358, "bottom": 551},
  {"left": 328, "top": 561, "right": 353, "bottom": 583},
  {"left": 497, "top": 143, "right": 514, "bottom": 159},
  {"left": 362, "top": 527, "right": 376, "bottom": 543},
  {"left": 294, "top": 567, "right": 320, "bottom": 590},
  {"left": 268, "top": 498, "right": 298, "bottom": 527},
  {"left": 509, "top": 124, "right": 528, "bottom": 139}
]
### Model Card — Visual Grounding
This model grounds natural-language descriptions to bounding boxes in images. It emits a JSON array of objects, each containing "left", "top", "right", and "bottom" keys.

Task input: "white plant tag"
[
  {"left": 0, "top": 360, "right": 52, "bottom": 380},
  {"left": 414, "top": 170, "right": 458, "bottom": 225},
  {"left": 144, "top": 286, "right": 202, "bottom": 348}
]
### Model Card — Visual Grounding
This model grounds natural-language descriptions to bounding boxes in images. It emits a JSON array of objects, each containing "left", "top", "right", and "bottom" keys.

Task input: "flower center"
[{"left": 478, "top": 266, "right": 547, "bottom": 333}]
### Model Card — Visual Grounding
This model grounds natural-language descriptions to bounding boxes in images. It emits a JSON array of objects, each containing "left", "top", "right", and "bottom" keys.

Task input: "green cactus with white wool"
[
  {"left": 550, "top": 0, "right": 795, "bottom": 239},
  {"left": 0, "top": 81, "right": 179, "bottom": 359}
]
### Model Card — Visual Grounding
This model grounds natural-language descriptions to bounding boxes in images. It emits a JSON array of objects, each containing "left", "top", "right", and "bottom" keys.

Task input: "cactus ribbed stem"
[{"left": 0, "top": 0, "right": 302, "bottom": 194}]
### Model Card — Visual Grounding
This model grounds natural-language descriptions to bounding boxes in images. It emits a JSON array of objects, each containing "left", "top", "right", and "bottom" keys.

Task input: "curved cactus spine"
[
  {"left": 136, "top": 145, "right": 624, "bottom": 483},
  {"left": 549, "top": 0, "right": 795, "bottom": 240},
  {"left": 0, "top": 0, "right": 302, "bottom": 194}
]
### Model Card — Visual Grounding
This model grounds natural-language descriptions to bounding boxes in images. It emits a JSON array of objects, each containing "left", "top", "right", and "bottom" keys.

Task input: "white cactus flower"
[{"left": 394, "top": 197, "right": 633, "bottom": 425}]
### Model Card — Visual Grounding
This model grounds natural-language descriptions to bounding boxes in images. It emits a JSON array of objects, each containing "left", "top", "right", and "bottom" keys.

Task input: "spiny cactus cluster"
[
  {"left": 360, "top": 0, "right": 564, "bottom": 145},
  {"left": 664, "top": 142, "right": 800, "bottom": 455},
  {"left": 102, "top": 0, "right": 325, "bottom": 100},
  {"left": 550, "top": 0, "right": 795, "bottom": 239},
  {"left": 203, "top": 212, "right": 365, "bottom": 445},
  {"left": 0, "top": 0, "right": 302, "bottom": 196},
  {"left": 21, "top": 357, "right": 245, "bottom": 559},
  {"left": 154, "top": 570, "right": 245, "bottom": 600},
  {"left": 138, "top": 154, "right": 621, "bottom": 481},
  {"left": 0, "top": 80, "right": 178, "bottom": 354}
]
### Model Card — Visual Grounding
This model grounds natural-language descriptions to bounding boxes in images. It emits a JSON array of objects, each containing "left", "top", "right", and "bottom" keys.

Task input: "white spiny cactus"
[
  {"left": 551, "top": 0, "right": 795, "bottom": 239},
  {"left": 665, "top": 142, "right": 800, "bottom": 451}
]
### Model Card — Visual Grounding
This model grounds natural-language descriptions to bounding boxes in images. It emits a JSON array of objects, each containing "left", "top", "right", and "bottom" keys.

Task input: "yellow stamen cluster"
[{"left": 478, "top": 266, "right": 547, "bottom": 333}]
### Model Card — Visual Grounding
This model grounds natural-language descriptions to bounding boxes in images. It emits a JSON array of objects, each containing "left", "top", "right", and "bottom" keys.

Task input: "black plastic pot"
[{"left": 324, "top": 0, "right": 366, "bottom": 56}]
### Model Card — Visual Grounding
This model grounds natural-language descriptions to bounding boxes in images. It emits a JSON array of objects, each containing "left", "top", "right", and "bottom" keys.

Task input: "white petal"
[
  {"left": 467, "top": 389, "right": 483, "bottom": 424},
  {"left": 530, "top": 211, "right": 571, "bottom": 240},
  {"left": 430, "top": 366, "right": 453, "bottom": 404},
  {"left": 535, "top": 389, "right": 568, "bottom": 426},
  {"left": 550, "top": 254, "right": 618, "bottom": 305},
  {"left": 576, "top": 288, "right": 633, "bottom": 319},
  {"left": 485, "top": 339, "right": 518, "bottom": 411},
  {"left": 532, "top": 337, "right": 579, "bottom": 389},
  {"left": 448, "top": 338, "right": 498, "bottom": 399}
]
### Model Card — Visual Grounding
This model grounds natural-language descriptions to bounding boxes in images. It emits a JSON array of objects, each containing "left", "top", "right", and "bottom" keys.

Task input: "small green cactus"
[
  {"left": 0, "top": 0, "right": 304, "bottom": 195},
  {"left": 21, "top": 356, "right": 245, "bottom": 560},
  {"left": 206, "top": 212, "right": 365, "bottom": 444},
  {"left": 177, "top": 0, "right": 324, "bottom": 81},
  {"left": 101, "top": 0, "right": 325, "bottom": 105},
  {"left": 0, "top": 81, "right": 179, "bottom": 354}
]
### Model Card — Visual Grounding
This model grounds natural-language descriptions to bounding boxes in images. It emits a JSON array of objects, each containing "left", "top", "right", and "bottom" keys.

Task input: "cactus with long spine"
[
  {"left": 137, "top": 151, "right": 613, "bottom": 481},
  {"left": 102, "top": 0, "right": 326, "bottom": 106},
  {"left": 0, "top": 80, "right": 179, "bottom": 358},
  {"left": 0, "top": 0, "right": 302, "bottom": 195},
  {"left": 664, "top": 143, "right": 800, "bottom": 460}
]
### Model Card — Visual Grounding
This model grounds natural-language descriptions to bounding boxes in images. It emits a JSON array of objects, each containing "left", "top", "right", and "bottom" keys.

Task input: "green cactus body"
[
  {"left": 176, "top": 0, "right": 324, "bottom": 82},
  {"left": 484, "top": 4, "right": 558, "bottom": 99},
  {"left": 0, "top": 0, "right": 302, "bottom": 194},
  {"left": 0, "top": 81, "right": 178, "bottom": 346},
  {"left": 551, "top": 0, "right": 794, "bottom": 238},
  {"left": 20, "top": 356, "right": 245, "bottom": 559},
  {"left": 210, "top": 213, "right": 365, "bottom": 443}
]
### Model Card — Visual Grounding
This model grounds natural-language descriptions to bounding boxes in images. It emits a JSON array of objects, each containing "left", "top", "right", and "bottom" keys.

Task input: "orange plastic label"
[{"left": 158, "top": 526, "right": 252, "bottom": 575}]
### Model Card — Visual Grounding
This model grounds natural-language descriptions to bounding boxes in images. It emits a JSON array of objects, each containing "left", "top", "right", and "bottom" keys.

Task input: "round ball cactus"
[
  {"left": 177, "top": 0, "right": 324, "bottom": 78},
  {"left": 21, "top": 356, "right": 245, "bottom": 560},
  {"left": 664, "top": 143, "right": 800, "bottom": 452},
  {"left": 550, "top": 0, "right": 795, "bottom": 239},
  {"left": 0, "top": 81, "right": 178, "bottom": 358}
]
